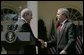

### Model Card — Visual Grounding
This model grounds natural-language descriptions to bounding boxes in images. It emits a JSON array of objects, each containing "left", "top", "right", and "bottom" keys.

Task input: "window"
[
  {"left": 1, "top": 8, "right": 18, "bottom": 31},
  {"left": 1, "top": 8, "right": 18, "bottom": 21},
  {"left": 67, "top": 8, "right": 83, "bottom": 40},
  {"left": 67, "top": 8, "right": 83, "bottom": 21}
]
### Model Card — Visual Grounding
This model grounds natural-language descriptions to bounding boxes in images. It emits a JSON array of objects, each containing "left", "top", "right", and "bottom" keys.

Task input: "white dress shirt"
[{"left": 60, "top": 19, "right": 67, "bottom": 31}]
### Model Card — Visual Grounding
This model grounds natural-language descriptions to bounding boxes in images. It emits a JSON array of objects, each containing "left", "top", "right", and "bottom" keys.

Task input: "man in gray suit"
[
  {"left": 38, "top": 8, "right": 77, "bottom": 54},
  {"left": 14, "top": 8, "right": 32, "bottom": 32}
]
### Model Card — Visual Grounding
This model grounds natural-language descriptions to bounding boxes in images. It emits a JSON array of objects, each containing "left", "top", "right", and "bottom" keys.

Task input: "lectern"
[{"left": 1, "top": 30, "right": 36, "bottom": 52}]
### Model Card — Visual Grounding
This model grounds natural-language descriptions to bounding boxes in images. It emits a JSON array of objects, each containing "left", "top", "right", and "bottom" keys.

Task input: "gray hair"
[
  {"left": 20, "top": 8, "right": 32, "bottom": 19},
  {"left": 58, "top": 8, "right": 69, "bottom": 18}
]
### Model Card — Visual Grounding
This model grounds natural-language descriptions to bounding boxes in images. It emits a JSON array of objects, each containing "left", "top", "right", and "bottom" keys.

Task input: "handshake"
[
  {"left": 37, "top": 39, "right": 67, "bottom": 54},
  {"left": 37, "top": 39, "right": 47, "bottom": 48}
]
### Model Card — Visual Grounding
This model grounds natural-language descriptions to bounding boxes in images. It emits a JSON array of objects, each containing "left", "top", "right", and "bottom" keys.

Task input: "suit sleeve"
[
  {"left": 63, "top": 23, "right": 76, "bottom": 51},
  {"left": 47, "top": 39, "right": 57, "bottom": 47},
  {"left": 46, "top": 28, "right": 57, "bottom": 47},
  {"left": 47, "top": 32, "right": 57, "bottom": 48}
]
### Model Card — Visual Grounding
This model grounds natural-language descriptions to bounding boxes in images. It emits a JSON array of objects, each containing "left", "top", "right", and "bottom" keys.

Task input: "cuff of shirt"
[{"left": 44, "top": 42, "right": 47, "bottom": 47}]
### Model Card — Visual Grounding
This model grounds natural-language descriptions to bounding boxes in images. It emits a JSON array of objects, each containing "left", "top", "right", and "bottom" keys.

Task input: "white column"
[
  {"left": 27, "top": 1, "right": 38, "bottom": 54},
  {"left": 27, "top": 1, "right": 38, "bottom": 39}
]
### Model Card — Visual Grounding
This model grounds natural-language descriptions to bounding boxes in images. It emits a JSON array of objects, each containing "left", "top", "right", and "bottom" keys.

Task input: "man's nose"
[
  {"left": 56, "top": 15, "right": 58, "bottom": 17},
  {"left": 56, "top": 15, "right": 58, "bottom": 18}
]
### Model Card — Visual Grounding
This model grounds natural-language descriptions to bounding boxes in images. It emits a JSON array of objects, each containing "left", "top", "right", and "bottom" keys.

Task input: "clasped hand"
[{"left": 38, "top": 39, "right": 45, "bottom": 48}]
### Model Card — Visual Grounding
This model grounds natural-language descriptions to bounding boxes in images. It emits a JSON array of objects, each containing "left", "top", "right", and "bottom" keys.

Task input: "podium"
[{"left": 1, "top": 31, "right": 36, "bottom": 51}]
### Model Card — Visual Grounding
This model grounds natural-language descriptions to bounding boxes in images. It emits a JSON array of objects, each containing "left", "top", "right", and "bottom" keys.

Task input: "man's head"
[
  {"left": 21, "top": 8, "right": 32, "bottom": 23},
  {"left": 56, "top": 8, "right": 69, "bottom": 22}
]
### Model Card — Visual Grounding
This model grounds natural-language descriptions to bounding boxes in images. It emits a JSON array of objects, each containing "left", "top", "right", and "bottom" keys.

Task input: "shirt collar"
[
  {"left": 61, "top": 19, "right": 67, "bottom": 25},
  {"left": 21, "top": 17, "right": 28, "bottom": 23}
]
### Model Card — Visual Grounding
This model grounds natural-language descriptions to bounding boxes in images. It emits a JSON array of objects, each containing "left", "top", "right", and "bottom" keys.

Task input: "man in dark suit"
[
  {"left": 14, "top": 8, "right": 37, "bottom": 54},
  {"left": 38, "top": 8, "right": 77, "bottom": 54}
]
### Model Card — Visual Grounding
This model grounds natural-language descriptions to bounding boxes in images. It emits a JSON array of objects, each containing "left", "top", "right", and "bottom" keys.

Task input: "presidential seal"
[{"left": 5, "top": 30, "right": 16, "bottom": 43}]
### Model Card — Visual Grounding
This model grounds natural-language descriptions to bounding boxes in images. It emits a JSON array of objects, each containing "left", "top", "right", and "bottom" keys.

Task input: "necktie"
[{"left": 57, "top": 24, "right": 62, "bottom": 32}]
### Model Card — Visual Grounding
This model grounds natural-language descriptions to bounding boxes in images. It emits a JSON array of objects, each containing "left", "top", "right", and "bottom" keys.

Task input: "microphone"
[{"left": 13, "top": 25, "right": 18, "bottom": 31}]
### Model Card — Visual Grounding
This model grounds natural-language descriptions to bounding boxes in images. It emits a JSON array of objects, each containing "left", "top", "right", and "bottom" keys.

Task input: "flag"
[
  {"left": 75, "top": 26, "right": 83, "bottom": 54},
  {"left": 48, "top": 20, "right": 57, "bottom": 54},
  {"left": 75, "top": 35, "right": 83, "bottom": 54}
]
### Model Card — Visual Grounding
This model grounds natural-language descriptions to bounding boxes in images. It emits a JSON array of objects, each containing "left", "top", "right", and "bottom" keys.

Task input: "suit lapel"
[{"left": 57, "top": 20, "right": 68, "bottom": 45}]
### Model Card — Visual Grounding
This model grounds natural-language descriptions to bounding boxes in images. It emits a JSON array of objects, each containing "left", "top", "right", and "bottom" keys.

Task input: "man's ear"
[
  {"left": 62, "top": 13, "right": 68, "bottom": 18},
  {"left": 23, "top": 13, "right": 26, "bottom": 18}
]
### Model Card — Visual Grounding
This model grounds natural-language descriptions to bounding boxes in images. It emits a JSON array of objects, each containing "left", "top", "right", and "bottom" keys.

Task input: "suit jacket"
[
  {"left": 14, "top": 19, "right": 37, "bottom": 42},
  {"left": 47, "top": 20, "right": 76, "bottom": 54},
  {"left": 14, "top": 19, "right": 26, "bottom": 32},
  {"left": 14, "top": 19, "right": 37, "bottom": 54}
]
